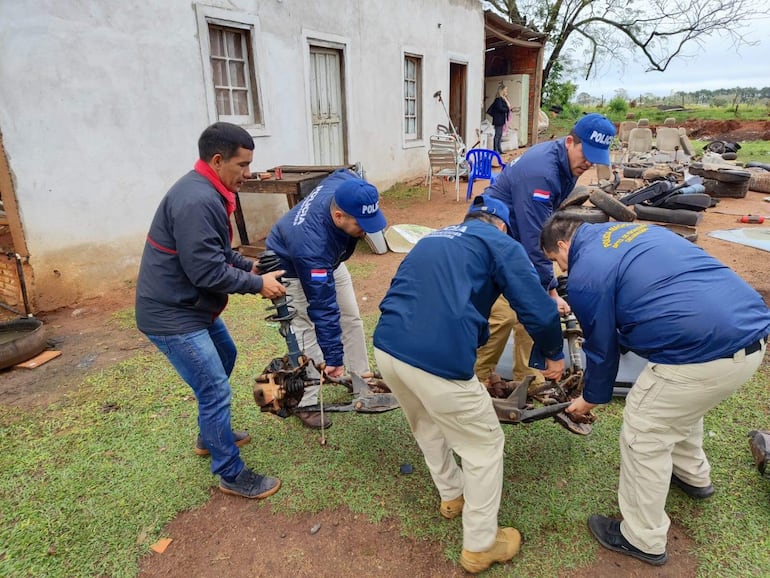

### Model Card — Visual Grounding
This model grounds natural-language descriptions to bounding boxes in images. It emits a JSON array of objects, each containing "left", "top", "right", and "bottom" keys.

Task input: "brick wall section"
[{"left": 0, "top": 256, "right": 20, "bottom": 308}]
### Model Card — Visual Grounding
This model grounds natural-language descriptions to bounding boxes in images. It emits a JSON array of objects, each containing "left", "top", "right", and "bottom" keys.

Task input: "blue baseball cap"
[
  {"left": 573, "top": 113, "right": 616, "bottom": 165},
  {"left": 466, "top": 194, "right": 510, "bottom": 230},
  {"left": 334, "top": 177, "right": 387, "bottom": 233}
]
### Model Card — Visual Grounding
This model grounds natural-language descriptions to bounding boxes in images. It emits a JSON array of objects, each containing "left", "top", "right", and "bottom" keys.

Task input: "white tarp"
[{"left": 707, "top": 227, "right": 770, "bottom": 252}]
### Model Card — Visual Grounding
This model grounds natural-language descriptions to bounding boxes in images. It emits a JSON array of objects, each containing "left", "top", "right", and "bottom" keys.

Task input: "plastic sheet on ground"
[
  {"left": 707, "top": 227, "right": 770, "bottom": 252},
  {"left": 384, "top": 224, "right": 436, "bottom": 253}
]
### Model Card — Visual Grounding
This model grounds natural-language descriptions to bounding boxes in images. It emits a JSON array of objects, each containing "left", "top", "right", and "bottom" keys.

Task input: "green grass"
[
  {"left": 592, "top": 104, "right": 770, "bottom": 126},
  {"left": 2, "top": 273, "right": 770, "bottom": 576},
  {"left": 379, "top": 181, "right": 425, "bottom": 208}
]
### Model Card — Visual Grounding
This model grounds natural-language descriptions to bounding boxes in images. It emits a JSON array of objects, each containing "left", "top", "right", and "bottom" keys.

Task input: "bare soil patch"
[
  {"left": 3, "top": 153, "right": 768, "bottom": 576},
  {"left": 679, "top": 118, "right": 770, "bottom": 143}
]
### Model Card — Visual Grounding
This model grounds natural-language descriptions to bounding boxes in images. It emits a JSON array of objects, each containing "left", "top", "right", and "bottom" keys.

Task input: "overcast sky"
[{"left": 574, "top": 15, "right": 770, "bottom": 98}]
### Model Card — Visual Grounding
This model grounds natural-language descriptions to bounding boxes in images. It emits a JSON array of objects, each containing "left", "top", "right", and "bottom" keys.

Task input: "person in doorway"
[
  {"left": 475, "top": 113, "right": 616, "bottom": 391},
  {"left": 136, "top": 122, "right": 286, "bottom": 499},
  {"left": 265, "top": 169, "right": 387, "bottom": 430},
  {"left": 540, "top": 213, "right": 770, "bottom": 565},
  {"left": 486, "top": 83, "right": 510, "bottom": 155},
  {"left": 373, "top": 195, "right": 564, "bottom": 574}
]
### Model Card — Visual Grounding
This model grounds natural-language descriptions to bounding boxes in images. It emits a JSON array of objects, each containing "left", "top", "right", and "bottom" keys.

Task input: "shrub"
[{"left": 607, "top": 96, "right": 629, "bottom": 116}]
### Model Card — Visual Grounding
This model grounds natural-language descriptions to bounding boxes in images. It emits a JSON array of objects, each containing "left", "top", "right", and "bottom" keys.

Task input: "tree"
[
  {"left": 484, "top": 0, "right": 770, "bottom": 91},
  {"left": 613, "top": 88, "right": 629, "bottom": 102},
  {"left": 575, "top": 92, "right": 594, "bottom": 105}
]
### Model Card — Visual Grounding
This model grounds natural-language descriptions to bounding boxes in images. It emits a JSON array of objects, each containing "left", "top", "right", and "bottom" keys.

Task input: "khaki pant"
[
  {"left": 618, "top": 343, "right": 765, "bottom": 554},
  {"left": 286, "top": 263, "right": 369, "bottom": 407},
  {"left": 474, "top": 296, "right": 545, "bottom": 385},
  {"left": 374, "top": 348, "right": 505, "bottom": 552}
]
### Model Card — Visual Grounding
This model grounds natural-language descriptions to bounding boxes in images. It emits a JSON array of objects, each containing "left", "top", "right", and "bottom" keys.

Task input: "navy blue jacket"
[
  {"left": 486, "top": 138, "right": 577, "bottom": 290},
  {"left": 135, "top": 171, "right": 262, "bottom": 335},
  {"left": 567, "top": 222, "right": 770, "bottom": 404},
  {"left": 374, "top": 219, "right": 564, "bottom": 380},
  {"left": 265, "top": 170, "right": 360, "bottom": 367}
]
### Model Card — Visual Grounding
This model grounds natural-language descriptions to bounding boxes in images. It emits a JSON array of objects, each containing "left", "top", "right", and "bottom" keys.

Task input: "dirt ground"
[
  {"left": 678, "top": 118, "right": 770, "bottom": 143},
  {"left": 3, "top": 138, "right": 770, "bottom": 576}
]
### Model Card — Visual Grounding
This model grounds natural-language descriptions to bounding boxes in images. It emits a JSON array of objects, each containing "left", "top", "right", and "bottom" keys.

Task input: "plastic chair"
[{"left": 465, "top": 148, "right": 503, "bottom": 201}]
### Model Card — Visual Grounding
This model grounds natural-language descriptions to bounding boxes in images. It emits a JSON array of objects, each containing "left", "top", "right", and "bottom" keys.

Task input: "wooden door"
[
  {"left": 449, "top": 62, "right": 467, "bottom": 144},
  {"left": 309, "top": 46, "right": 346, "bottom": 165}
]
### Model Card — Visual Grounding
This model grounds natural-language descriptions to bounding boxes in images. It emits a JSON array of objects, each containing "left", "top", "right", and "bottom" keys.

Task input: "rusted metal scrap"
[{"left": 253, "top": 356, "right": 400, "bottom": 416}]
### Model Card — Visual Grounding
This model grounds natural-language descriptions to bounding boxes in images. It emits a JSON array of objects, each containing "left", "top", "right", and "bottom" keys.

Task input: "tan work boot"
[
  {"left": 460, "top": 527, "right": 521, "bottom": 574},
  {"left": 440, "top": 495, "right": 464, "bottom": 519}
]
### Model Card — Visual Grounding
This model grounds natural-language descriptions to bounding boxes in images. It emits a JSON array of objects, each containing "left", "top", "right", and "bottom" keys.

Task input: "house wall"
[{"left": 0, "top": 0, "right": 484, "bottom": 311}]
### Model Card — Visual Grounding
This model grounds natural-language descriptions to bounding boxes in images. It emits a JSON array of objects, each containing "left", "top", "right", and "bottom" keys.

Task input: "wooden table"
[{"left": 234, "top": 164, "right": 356, "bottom": 252}]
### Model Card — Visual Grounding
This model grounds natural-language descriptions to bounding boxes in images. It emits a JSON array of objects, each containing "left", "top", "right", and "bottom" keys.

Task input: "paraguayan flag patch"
[{"left": 310, "top": 269, "right": 328, "bottom": 281}]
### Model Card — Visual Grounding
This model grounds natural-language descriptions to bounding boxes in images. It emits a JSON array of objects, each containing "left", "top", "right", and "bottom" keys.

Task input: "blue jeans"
[{"left": 146, "top": 317, "right": 244, "bottom": 479}]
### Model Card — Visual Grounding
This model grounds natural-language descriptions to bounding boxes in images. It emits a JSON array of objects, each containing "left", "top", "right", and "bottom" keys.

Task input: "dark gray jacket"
[{"left": 135, "top": 171, "right": 262, "bottom": 335}]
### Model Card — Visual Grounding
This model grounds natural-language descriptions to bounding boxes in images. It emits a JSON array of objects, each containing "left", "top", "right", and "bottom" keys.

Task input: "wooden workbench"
[{"left": 234, "top": 164, "right": 356, "bottom": 254}]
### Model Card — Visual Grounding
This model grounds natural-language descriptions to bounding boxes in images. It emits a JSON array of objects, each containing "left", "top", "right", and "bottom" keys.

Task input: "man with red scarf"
[{"left": 136, "top": 122, "right": 286, "bottom": 499}]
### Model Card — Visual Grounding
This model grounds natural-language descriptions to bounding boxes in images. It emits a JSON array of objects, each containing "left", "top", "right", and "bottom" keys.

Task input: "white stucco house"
[{"left": 0, "top": 0, "right": 488, "bottom": 312}]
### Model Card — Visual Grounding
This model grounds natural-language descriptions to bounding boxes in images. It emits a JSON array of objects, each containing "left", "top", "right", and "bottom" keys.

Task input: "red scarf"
[
  {"left": 194, "top": 159, "right": 237, "bottom": 242},
  {"left": 194, "top": 159, "right": 237, "bottom": 216}
]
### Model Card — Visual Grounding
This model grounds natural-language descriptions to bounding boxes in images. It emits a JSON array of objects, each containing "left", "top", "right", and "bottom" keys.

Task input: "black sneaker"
[
  {"left": 219, "top": 468, "right": 282, "bottom": 499},
  {"left": 194, "top": 430, "right": 252, "bottom": 456},
  {"left": 670, "top": 473, "right": 715, "bottom": 499},
  {"left": 588, "top": 515, "right": 668, "bottom": 566}
]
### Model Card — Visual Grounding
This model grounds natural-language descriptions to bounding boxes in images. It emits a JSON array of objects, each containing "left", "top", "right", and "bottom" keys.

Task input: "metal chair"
[
  {"left": 465, "top": 148, "right": 503, "bottom": 200},
  {"left": 426, "top": 134, "right": 466, "bottom": 201}
]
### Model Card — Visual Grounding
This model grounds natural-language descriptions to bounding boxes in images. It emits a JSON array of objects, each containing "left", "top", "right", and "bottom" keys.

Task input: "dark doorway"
[{"left": 449, "top": 62, "right": 467, "bottom": 144}]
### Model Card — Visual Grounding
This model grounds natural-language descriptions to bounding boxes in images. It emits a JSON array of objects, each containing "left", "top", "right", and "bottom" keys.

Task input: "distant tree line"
[{"left": 575, "top": 87, "right": 770, "bottom": 108}]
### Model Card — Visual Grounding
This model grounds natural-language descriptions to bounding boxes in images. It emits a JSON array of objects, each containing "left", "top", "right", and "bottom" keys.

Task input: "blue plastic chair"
[{"left": 465, "top": 148, "right": 504, "bottom": 201}]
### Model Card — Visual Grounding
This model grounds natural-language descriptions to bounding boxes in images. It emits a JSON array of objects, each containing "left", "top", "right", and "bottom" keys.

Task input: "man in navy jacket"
[
  {"left": 266, "top": 170, "right": 386, "bottom": 429},
  {"left": 540, "top": 213, "right": 770, "bottom": 565},
  {"left": 476, "top": 113, "right": 616, "bottom": 390},
  {"left": 136, "top": 122, "right": 286, "bottom": 499},
  {"left": 374, "top": 195, "right": 564, "bottom": 574}
]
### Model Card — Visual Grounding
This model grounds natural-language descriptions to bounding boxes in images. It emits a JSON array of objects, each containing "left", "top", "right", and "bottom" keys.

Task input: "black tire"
[
  {"left": 0, "top": 318, "right": 47, "bottom": 370},
  {"left": 633, "top": 204, "right": 702, "bottom": 226},
  {"left": 559, "top": 185, "right": 591, "bottom": 209},
  {"left": 557, "top": 205, "right": 610, "bottom": 223},
  {"left": 589, "top": 189, "right": 636, "bottom": 222},
  {"left": 658, "top": 193, "right": 712, "bottom": 211},
  {"left": 722, "top": 152, "right": 738, "bottom": 161},
  {"left": 704, "top": 141, "right": 726, "bottom": 154},
  {"left": 703, "top": 178, "right": 750, "bottom": 198},
  {"left": 745, "top": 161, "right": 770, "bottom": 172},
  {"left": 623, "top": 165, "right": 646, "bottom": 178},
  {"left": 619, "top": 181, "right": 675, "bottom": 206}
]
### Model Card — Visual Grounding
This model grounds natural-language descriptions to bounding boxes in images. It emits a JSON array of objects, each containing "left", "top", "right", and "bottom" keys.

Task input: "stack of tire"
[
  {"left": 621, "top": 180, "right": 709, "bottom": 239},
  {"left": 688, "top": 162, "right": 752, "bottom": 198},
  {"left": 558, "top": 182, "right": 710, "bottom": 242},
  {"left": 745, "top": 162, "right": 770, "bottom": 194},
  {"left": 557, "top": 185, "right": 635, "bottom": 224}
]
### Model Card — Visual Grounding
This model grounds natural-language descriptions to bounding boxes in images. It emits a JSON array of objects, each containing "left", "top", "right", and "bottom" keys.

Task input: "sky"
[{"left": 573, "top": 14, "right": 770, "bottom": 98}]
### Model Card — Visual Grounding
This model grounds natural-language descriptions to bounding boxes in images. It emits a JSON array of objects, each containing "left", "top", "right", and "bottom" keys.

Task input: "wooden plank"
[
  {"left": 237, "top": 242, "right": 266, "bottom": 258},
  {"left": 268, "top": 164, "right": 355, "bottom": 174},
  {"left": 14, "top": 350, "right": 62, "bottom": 369},
  {"left": 240, "top": 172, "right": 328, "bottom": 194},
  {"left": 0, "top": 134, "right": 28, "bottom": 256}
]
